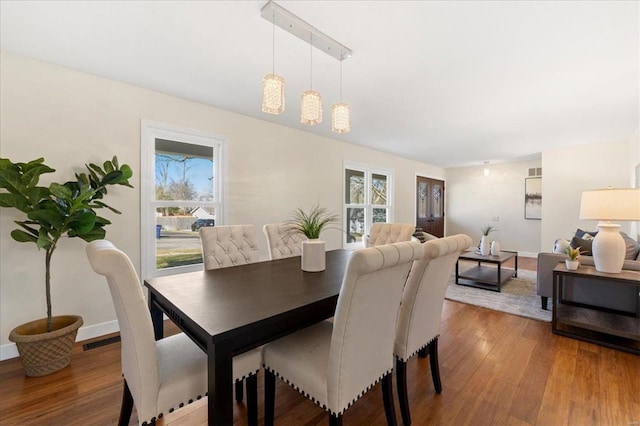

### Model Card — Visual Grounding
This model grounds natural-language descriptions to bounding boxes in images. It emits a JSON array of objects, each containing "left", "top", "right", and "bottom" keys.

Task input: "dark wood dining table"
[{"left": 144, "top": 249, "right": 352, "bottom": 426}]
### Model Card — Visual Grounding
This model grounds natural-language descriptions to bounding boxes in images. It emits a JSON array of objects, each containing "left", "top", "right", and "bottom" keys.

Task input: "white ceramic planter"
[
  {"left": 301, "top": 239, "right": 326, "bottom": 272},
  {"left": 565, "top": 259, "right": 579, "bottom": 270}
]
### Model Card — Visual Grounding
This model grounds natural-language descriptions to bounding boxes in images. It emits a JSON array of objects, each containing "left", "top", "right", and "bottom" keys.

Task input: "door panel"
[{"left": 416, "top": 176, "right": 445, "bottom": 238}]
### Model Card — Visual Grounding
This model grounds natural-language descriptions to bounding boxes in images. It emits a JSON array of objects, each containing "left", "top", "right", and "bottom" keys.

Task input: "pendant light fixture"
[
  {"left": 262, "top": 8, "right": 284, "bottom": 115},
  {"left": 260, "top": 1, "right": 352, "bottom": 126},
  {"left": 301, "top": 33, "right": 322, "bottom": 125},
  {"left": 331, "top": 52, "right": 350, "bottom": 133}
]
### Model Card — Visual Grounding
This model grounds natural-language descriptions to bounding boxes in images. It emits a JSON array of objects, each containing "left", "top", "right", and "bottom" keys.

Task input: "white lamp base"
[{"left": 592, "top": 223, "right": 625, "bottom": 273}]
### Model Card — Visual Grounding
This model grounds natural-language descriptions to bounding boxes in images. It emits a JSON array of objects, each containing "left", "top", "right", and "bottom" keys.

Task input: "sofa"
[{"left": 536, "top": 230, "right": 640, "bottom": 312}]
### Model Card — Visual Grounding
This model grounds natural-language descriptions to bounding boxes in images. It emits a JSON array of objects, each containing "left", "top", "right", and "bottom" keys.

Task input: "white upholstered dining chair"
[
  {"left": 86, "top": 240, "right": 261, "bottom": 426},
  {"left": 263, "top": 223, "right": 307, "bottom": 260},
  {"left": 262, "top": 241, "right": 424, "bottom": 426},
  {"left": 199, "top": 224, "right": 261, "bottom": 405},
  {"left": 199, "top": 225, "right": 260, "bottom": 269},
  {"left": 362, "top": 222, "right": 417, "bottom": 248},
  {"left": 394, "top": 234, "right": 472, "bottom": 425}
]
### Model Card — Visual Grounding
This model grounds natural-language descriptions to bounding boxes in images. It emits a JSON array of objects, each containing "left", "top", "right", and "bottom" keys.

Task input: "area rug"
[{"left": 445, "top": 267, "right": 551, "bottom": 322}]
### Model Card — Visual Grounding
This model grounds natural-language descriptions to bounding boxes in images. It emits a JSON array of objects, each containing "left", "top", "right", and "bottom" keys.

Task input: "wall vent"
[{"left": 528, "top": 167, "right": 542, "bottom": 177}]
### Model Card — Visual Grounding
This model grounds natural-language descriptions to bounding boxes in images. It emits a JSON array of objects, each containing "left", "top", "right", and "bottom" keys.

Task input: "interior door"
[{"left": 416, "top": 176, "right": 445, "bottom": 237}]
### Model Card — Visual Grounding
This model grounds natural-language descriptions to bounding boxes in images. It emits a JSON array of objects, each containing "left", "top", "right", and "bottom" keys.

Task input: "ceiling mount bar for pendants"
[{"left": 260, "top": 1, "right": 353, "bottom": 62}]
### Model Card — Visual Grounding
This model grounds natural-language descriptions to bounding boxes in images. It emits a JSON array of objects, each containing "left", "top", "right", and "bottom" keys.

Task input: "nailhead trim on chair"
[
  {"left": 395, "top": 335, "right": 439, "bottom": 362},
  {"left": 264, "top": 365, "right": 393, "bottom": 416},
  {"left": 139, "top": 369, "right": 259, "bottom": 425}
]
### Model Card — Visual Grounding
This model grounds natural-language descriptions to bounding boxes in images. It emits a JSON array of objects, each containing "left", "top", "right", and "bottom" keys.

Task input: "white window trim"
[
  {"left": 140, "top": 119, "right": 226, "bottom": 280},
  {"left": 343, "top": 161, "right": 394, "bottom": 250}
]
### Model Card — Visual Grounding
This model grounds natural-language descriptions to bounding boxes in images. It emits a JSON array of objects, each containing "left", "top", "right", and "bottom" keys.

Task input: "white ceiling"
[{"left": 1, "top": 1, "right": 638, "bottom": 168}]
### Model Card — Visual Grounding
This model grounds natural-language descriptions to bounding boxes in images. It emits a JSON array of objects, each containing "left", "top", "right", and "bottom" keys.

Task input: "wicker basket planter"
[{"left": 9, "top": 315, "right": 83, "bottom": 377}]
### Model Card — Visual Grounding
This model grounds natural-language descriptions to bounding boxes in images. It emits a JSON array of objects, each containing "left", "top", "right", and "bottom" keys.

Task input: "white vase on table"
[
  {"left": 490, "top": 240, "right": 500, "bottom": 255},
  {"left": 301, "top": 239, "right": 326, "bottom": 272},
  {"left": 479, "top": 235, "right": 491, "bottom": 256}
]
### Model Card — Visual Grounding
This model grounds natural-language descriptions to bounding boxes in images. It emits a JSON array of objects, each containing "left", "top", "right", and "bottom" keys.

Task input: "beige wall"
[
  {"left": 540, "top": 140, "right": 633, "bottom": 251},
  {"left": 445, "top": 158, "right": 543, "bottom": 256},
  {"left": 0, "top": 52, "right": 444, "bottom": 356}
]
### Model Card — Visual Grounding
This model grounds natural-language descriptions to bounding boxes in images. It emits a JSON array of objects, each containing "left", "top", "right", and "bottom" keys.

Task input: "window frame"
[
  {"left": 343, "top": 161, "right": 394, "bottom": 250},
  {"left": 141, "top": 119, "right": 225, "bottom": 280}
]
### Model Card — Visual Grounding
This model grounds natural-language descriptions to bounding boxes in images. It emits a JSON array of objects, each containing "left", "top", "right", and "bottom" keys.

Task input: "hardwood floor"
[{"left": 1, "top": 257, "right": 638, "bottom": 425}]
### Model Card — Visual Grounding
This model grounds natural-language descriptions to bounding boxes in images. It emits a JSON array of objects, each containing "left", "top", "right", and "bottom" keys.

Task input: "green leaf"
[
  {"left": 103, "top": 160, "right": 114, "bottom": 173},
  {"left": 49, "top": 183, "right": 73, "bottom": 200},
  {"left": 119, "top": 164, "right": 133, "bottom": 180},
  {"left": 27, "top": 208, "right": 65, "bottom": 229},
  {"left": 68, "top": 210, "right": 96, "bottom": 235},
  {"left": 0, "top": 193, "right": 30, "bottom": 211},
  {"left": 112, "top": 156, "right": 119, "bottom": 169},
  {"left": 10, "top": 229, "right": 38, "bottom": 244},
  {"left": 36, "top": 228, "right": 53, "bottom": 250},
  {"left": 88, "top": 163, "right": 105, "bottom": 177},
  {"left": 101, "top": 170, "right": 123, "bottom": 186},
  {"left": 77, "top": 227, "right": 106, "bottom": 242}
]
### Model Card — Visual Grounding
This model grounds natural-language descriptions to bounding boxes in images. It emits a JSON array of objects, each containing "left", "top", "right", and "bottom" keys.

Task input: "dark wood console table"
[{"left": 552, "top": 264, "right": 640, "bottom": 354}]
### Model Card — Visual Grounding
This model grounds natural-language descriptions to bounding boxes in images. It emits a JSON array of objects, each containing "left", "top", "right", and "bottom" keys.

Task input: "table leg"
[
  {"left": 455, "top": 261, "right": 459, "bottom": 284},
  {"left": 148, "top": 292, "right": 163, "bottom": 341},
  {"left": 497, "top": 263, "right": 502, "bottom": 292},
  {"left": 514, "top": 254, "right": 518, "bottom": 278},
  {"left": 208, "top": 338, "right": 233, "bottom": 426}
]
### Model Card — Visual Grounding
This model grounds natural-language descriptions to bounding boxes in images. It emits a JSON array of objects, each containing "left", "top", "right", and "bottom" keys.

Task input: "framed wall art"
[{"left": 525, "top": 177, "right": 542, "bottom": 220}]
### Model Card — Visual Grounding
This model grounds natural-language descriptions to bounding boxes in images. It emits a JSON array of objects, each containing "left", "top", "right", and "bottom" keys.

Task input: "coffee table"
[{"left": 455, "top": 249, "right": 518, "bottom": 292}]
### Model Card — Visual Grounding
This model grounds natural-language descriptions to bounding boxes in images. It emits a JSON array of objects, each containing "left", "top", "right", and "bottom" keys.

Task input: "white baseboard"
[
  {"left": 518, "top": 251, "right": 538, "bottom": 258},
  {"left": 1, "top": 320, "right": 120, "bottom": 361}
]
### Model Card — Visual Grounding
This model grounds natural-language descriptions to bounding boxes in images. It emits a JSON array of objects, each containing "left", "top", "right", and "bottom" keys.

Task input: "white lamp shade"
[
  {"left": 331, "top": 103, "right": 350, "bottom": 133},
  {"left": 301, "top": 90, "right": 322, "bottom": 125},
  {"left": 579, "top": 188, "right": 640, "bottom": 221},
  {"left": 262, "top": 74, "right": 285, "bottom": 115}
]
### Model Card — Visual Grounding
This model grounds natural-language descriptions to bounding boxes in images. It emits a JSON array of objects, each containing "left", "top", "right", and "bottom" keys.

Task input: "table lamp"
[{"left": 579, "top": 188, "right": 640, "bottom": 273}]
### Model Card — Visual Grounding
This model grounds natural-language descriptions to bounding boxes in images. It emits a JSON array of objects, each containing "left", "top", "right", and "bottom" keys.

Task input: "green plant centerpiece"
[
  {"left": 286, "top": 204, "right": 339, "bottom": 272},
  {"left": 286, "top": 204, "right": 339, "bottom": 239},
  {"left": 566, "top": 246, "right": 581, "bottom": 261},
  {"left": 0, "top": 156, "right": 132, "bottom": 376}
]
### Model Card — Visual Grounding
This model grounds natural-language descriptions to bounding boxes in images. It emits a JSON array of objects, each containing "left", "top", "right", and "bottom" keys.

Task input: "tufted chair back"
[
  {"left": 199, "top": 225, "right": 260, "bottom": 270},
  {"left": 263, "top": 223, "right": 308, "bottom": 260},
  {"left": 362, "top": 222, "right": 416, "bottom": 248},
  {"left": 86, "top": 240, "right": 161, "bottom": 423},
  {"left": 395, "top": 234, "right": 472, "bottom": 361},
  {"left": 326, "top": 241, "right": 423, "bottom": 415}
]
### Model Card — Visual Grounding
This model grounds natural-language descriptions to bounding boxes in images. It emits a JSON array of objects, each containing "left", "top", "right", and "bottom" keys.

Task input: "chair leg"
[
  {"left": 541, "top": 296, "right": 548, "bottom": 310},
  {"left": 329, "top": 413, "right": 343, "bottom": 426},
  {"left": 428, "top": 339, "right": 442, "bottom": 393},
  {"left": 418, "top": 347, "right": 427, "bottom": 358},
  {"left": 235, "top": 380, "right": 244, "bottom": 402},
  {"left": 396, "top": 358, "right": 411, "bottom": 426},
  {"left": 381, "top": 373, "right": 398, "bottom": 426},
  {"left": 245, "top": 375, "right": 258, "bottom": 426},
  {"left": 265, "top": 369, "right": 276, "bottom": 426},
  {"left": 118, "top": 380, "right": 134, "bottom": 426}
]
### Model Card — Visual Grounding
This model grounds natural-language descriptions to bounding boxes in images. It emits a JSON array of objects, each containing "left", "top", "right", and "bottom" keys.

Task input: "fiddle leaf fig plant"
[{"left": 0, "top": 156, "right": 133, "bottom": 332}]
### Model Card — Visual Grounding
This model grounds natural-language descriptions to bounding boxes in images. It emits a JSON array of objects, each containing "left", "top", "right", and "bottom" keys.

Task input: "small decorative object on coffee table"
[
  {"left": 479, "top": 225, "right": 496, "bottom": 256},
  {"left": 455, "top": 249, "right": 518, "bottom": 292}
]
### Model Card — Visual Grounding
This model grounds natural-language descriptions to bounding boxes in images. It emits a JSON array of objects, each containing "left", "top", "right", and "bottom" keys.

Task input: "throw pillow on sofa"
[
  {"left": 620, "top": 232, "right": 640, "bottom": 260},
  {"left": 570, "top": 236, "right": 593, "bottom": 256},
  {"left": 575, "top": 229, "right": 597, "bottom": 239}
]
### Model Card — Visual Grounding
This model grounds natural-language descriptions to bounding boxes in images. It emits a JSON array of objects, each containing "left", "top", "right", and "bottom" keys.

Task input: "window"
[
  {"left": 141, "top": 120, "right": 224, "bottom": 279},
  {"left": 343, "top": 163, "right": 393, "bottom": 248}
]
